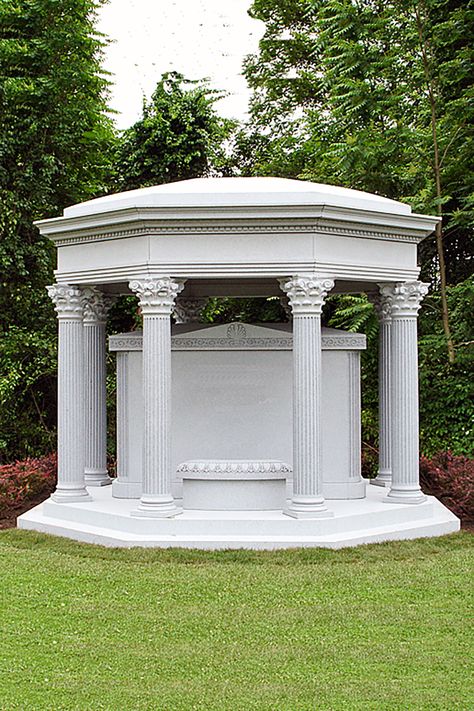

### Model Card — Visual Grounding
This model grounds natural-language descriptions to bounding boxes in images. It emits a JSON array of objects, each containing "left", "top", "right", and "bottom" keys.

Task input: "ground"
[{"left": 0, "top": 529, "right": 472, "bottom": 710}]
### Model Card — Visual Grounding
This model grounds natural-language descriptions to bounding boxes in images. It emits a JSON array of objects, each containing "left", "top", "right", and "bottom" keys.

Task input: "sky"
[{"left": 97, "top": 0, "right": 265, "bottom": 129}]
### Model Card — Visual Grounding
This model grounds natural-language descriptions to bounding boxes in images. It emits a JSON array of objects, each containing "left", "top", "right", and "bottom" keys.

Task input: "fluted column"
[
  {"left": 371, "top": 289, "right": 393, "bottom": 487},
  {"left": 280, "top": 275, "right": 335, "bottom": 518},
  {"left": 82, "top": 288, "right": 115, "bottom": 487},
  {"left": 129, "top": 276, "right": 185, "bottom": 517},
  {"left": 47, "top": 284, "right": 91, "bottom": 502},
  {"left": 348, "top": 351, "right": 362, "bottom": 483},
  {"left": 381, "top": 281, "right": 429, "bottom": 504},
  {"left": 116, "top": 351, "right": 129, "bottom": 483}
]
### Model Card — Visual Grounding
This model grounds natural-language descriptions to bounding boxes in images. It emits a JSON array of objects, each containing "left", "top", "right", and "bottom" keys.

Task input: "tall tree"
[
  {"left": 114, "top": 72, "right": 234, "bottom": 191},
  {"left": 243, "top": 0, "right": 474, "bottom": 361},
  {"left": 0, "top": 0, "right": 115, "bottom": 461}
]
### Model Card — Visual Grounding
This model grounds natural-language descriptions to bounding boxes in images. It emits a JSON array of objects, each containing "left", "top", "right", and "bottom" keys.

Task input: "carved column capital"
[
  {"left": 369, "top": 291, "right": 392, "bottom": 323},
  {"left": 82, "top": 288, "right": 116, "bottom": 324},
  {"left": 47, "top": 284, "right": 85, "bottom": 320},
  {"left": 129, "top": 277, "right": 185, "bottom": 316},
  {"left": 379, "top": 281, "right": 429, "bottom": 318},
  {"left": 279, "top": 275, "right": 335, "bottom": 315},
  {"left": 173, "top": 297, "right": 207, "bottom": 324}
]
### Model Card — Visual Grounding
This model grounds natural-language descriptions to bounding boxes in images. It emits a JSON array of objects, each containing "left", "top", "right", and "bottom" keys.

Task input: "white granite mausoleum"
[{"left": 18, "top": 177, "right": 460, "bottom": 547}]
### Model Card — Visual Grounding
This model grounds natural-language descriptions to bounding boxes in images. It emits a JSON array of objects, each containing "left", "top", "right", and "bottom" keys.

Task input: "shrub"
[
  {"left": 420, "top": 452, "right": 474, "bottom": 520},
  {"left": 0, "top": 453, "right": 56, "bottom": 514}
]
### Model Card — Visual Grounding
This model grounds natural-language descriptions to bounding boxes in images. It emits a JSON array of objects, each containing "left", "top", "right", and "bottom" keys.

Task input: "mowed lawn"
[{"left": 0, "top": 530, "right": 472, "bottom": 710}]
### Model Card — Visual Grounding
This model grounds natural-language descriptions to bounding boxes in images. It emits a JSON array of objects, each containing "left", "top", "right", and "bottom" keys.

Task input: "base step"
[{"left": 17, "top": 484, "right": 460, "bottom": 549}]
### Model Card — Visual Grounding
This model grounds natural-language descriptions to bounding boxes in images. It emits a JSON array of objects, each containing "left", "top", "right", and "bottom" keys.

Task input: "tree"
[
  {"left": 0, "top": 0, "right": 116, "bottom": 461},
  {"left": 241, "top": 0, "right": 474, "bottom": 456},
  {"left": 114, "top": 72, "right": 234, "bottom": 191},
  {"left": 243, "top": 0, "right": 474, "bottom": 362}
]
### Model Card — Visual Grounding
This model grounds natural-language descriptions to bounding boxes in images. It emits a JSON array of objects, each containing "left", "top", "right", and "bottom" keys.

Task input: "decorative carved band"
[
  {"left": 129, "top": 277, "right": 185, "bottom": 315},
  {"left": 177, "top": 460, "right": 292, "bottom": 474},
  {"left": 379, "top": 281, "right": 429, "bottom": 318},
  {"left": 173, "top": 336, "right": 292, "bottom": 350},
  {"left": 52, "top": 223, "right": 423, "bottom": 247},
  {"left": 109, "top": 331, "right": 366, "bottom": 351},
  {"left": 279, "top": 275, "right": 335, "bottom": 315},
  {"left": 47, "top": 284, "right": 85, "bottom": 319}
]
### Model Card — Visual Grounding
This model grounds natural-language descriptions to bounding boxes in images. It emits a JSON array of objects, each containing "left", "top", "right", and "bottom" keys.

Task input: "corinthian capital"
[
  {"left": 82, "top": 288, "right": 116, "bottom": 324},
  {"left": 370, "top": 288, "right": 393, "bottom": 323},
  {"left": 173, "top": 297, "right": 207, "bottom": 324},
  {"left": 129, "top": 277, "right": 185, "bottom": 316},
  {"left": 379, "top": 281, "right": 429, "bottom": 318},
  {"left": 279, "top": 275, "right": 335, "bottom": 315},
  {"left": 47, "top": 284, "right": 85, "bottom": 320}
]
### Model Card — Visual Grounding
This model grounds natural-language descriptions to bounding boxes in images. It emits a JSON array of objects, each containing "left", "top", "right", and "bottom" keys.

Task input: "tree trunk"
[{"left": 415, "top": 2, "right": 455, "bottom": 363}]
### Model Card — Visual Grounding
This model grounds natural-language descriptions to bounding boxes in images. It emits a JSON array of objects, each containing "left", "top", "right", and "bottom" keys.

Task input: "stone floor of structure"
[{"left": 17, "top": 482, "right": 459, "bottom": 549}]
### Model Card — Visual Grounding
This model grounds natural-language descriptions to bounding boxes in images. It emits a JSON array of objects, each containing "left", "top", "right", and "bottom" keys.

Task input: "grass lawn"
[{"left": 0, "top": 530, "right": 472, "bottom": 710}]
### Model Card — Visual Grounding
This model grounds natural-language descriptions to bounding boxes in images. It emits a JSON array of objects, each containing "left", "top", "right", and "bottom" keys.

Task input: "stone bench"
[{"left": 177, "top": 460, "right": 291, "bottom": 511}]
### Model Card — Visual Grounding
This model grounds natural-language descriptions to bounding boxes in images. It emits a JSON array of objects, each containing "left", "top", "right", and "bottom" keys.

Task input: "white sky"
[{"left": 97, "top": 0, "right": 265, "bottom": 129}]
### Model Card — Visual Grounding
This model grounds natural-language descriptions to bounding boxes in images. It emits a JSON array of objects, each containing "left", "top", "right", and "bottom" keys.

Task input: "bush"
[
  {"left": 0, "top": 453, "right": 56, "bottom": 515},
  {"left": 420, "top": 452, "right": 474, "bottom": 520}
]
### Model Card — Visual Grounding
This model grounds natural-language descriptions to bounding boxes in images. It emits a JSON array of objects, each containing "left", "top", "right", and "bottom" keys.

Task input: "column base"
[
  {"left": 284, "top": 498, "right": 334, "bottom": 519},
  {"left": 51, "top": 488, "right": 92, "bottom": 503},
  {"left": 131, "top": 498, "right": 182, "bottom": 519},
  {"left": 370, "top": 471, "right": 392, "bottom": 488},
  {"left": 85, "top": 471, "right": 112, "bottom": 487},
  {"left": 384, "top": 487, "right": 427, "bottom": 505}
]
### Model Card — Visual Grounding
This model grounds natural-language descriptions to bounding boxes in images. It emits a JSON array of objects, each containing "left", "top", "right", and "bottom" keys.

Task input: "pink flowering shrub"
[
  {"left": 420, "top": 452, "right": 474, "bottom": 520},
  {"left": 0, "top": 453, "right": 56, "bottom": 514}
]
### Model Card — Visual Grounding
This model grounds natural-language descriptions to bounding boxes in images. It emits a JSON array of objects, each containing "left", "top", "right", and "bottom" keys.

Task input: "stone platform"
[{"left": 17, "top": 483, "right": 459, "bottom": 549}]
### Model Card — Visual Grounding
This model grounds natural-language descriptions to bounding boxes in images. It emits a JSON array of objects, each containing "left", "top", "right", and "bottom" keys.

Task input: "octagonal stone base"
[{"left": 17, "top": 483, "right": 459, "bottom": 550}]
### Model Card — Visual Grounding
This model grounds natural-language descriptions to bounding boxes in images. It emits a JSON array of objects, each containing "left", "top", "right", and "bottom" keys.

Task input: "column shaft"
[
  {"left": 141, "top": 314, "right": 172, "bottom": 506},
  {"left": 280, "top": 275, "right": 334, "bottom": 518},
  {"left": 116, "top": 352, "right": 129, "bottom": 482},
  {"left": 388, "top": 317, "right": 424, "bottom": 502},
  {"left": 83, "top": 320, "right": 110, "bottom": 485},
  {"left": 82, "top": 289, "right": 114, "bottom": 487},
  {"left": 47, "top": 284, "right": 91, "bottom": 502},
  {"left": 293, "top": 313, "right": 324, "bottom": 501},
  {"left": 348, "top": 351, "right": 362, "bottom": 482},
  {"left": 371, "top": 294, "right": 392, "bottom": 487},
  {"left": 129, "top": 276, "right": 184, "bottom": 517},
  {"left": 382, "top": 281, "right": 428, "bottom": 504}
]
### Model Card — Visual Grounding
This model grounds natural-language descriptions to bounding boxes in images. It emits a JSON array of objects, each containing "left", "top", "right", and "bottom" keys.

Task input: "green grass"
[{"left": 0, "top": 530, "right": 472, "bottom": 711}]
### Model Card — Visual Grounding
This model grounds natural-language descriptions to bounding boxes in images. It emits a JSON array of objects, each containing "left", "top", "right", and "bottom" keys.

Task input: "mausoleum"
[{"left": 18, "top": 177, "right": 460, "bottom": 547}]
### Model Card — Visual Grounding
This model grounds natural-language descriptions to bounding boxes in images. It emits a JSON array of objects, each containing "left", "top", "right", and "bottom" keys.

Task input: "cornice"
[
  {"left": 36, "top": 203, "right": 438, "bottom": 246},
  {"left": 48, "top": 221, "right": 424, "bottom": 247}
]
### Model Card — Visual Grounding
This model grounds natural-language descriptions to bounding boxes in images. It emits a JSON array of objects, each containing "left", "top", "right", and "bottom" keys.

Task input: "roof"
[{"left": 63, "top": 177, "right": 412, "bottom": 218}]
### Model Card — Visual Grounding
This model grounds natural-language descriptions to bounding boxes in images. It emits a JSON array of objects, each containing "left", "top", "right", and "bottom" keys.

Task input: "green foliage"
[
  {"left": 418, "top": 278, "right": 474, "bottom": 456},
  {"left": 321, "top": 282, "right": 474, "bottom": 458},
  {"left": 244, "top": 0, "right": 474, "bottom": 284},
  {"left": 326, "top": 294, "right": 378, "bottom": 339},
  {"left": 241, "top": 0, "right": 474, "bottom": 454},
  {"left": 114, "top": 72, "right": 235, "bottom": 190},
  {"left": 0, "top": 0, "right": 116, "bottom": 462},
  {"left": 201, "top": 297, "right": 287, "bottom": 324}
]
